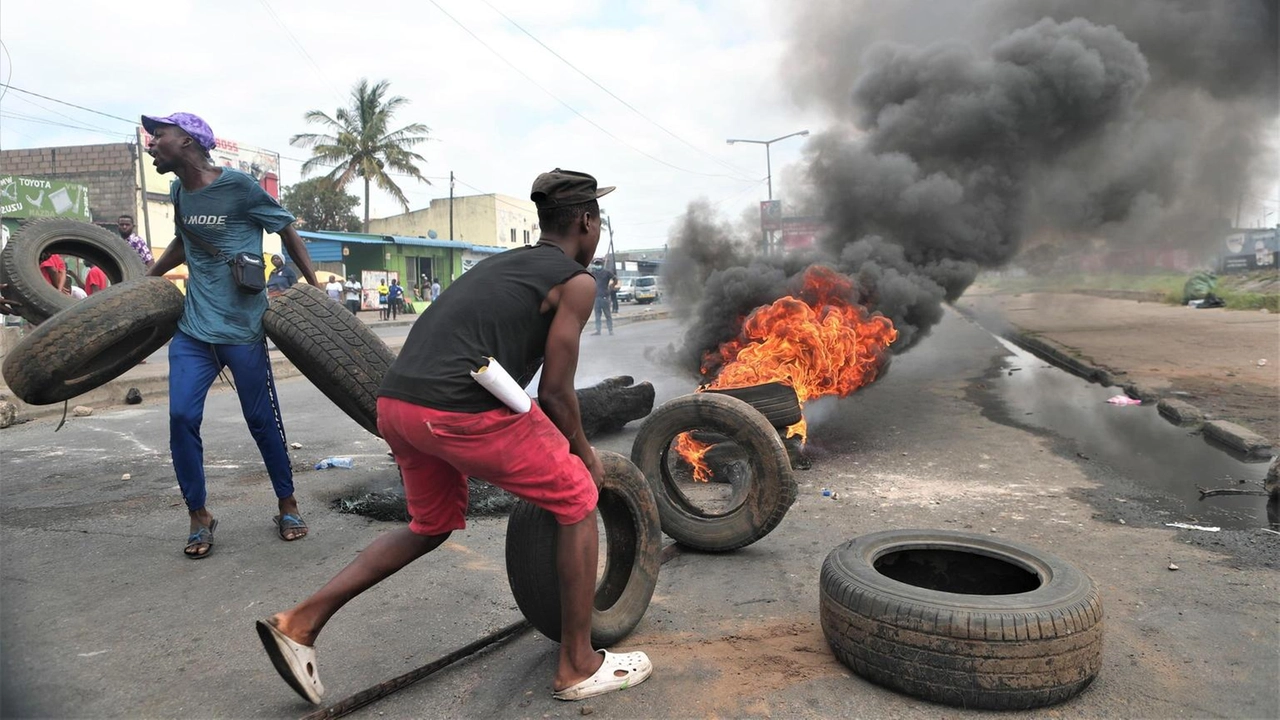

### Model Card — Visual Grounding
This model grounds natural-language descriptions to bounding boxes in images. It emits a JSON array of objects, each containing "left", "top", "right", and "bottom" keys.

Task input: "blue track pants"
[{"left": 168, "top": 330, "right": 293, "bottom": 511}]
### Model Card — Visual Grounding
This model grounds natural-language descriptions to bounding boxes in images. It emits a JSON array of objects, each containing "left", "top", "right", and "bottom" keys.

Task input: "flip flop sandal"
[
  {"left": 273, "top": 513, "right": 308, "bottom": 541},
  {"left": 552, "top": 649, "right": 653, "bottom": 701},
  {"left": 184, "top": 519, "right": 218, "bottom": 559},
  {"left": 256, "top": 619, "right": 325, "bottom": 704}
]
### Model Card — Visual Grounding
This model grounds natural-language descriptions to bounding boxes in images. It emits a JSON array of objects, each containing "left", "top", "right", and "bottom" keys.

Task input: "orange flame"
[
  {"left": 702, "top": 267, "right": 898, "bottom": 412},
  {"left": 673, "top": 431, "right": 713, "bottom": 482}
]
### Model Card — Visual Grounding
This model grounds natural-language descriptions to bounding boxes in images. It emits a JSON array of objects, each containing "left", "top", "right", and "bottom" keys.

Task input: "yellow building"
[{"left": 368, "top": 193, "right": 539, "bottom": 249}]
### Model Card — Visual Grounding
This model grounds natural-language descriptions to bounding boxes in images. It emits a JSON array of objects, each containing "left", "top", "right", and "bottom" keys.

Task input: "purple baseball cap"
[{"left": 141, "top": 112, "right": 216, "bottom": 151}]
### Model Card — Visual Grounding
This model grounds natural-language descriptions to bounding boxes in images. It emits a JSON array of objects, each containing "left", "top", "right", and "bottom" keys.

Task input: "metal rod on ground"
[
  {"left": 297, "top": 543, "right": 684, "bottom": 719},
  {"left": 298, "top": 619, "right": 530, "bottom": 720}
]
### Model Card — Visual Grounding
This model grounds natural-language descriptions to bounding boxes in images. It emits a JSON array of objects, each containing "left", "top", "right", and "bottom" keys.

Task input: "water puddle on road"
[{"left": 981, "top": 339, "right": 1273, "bottom": 530}]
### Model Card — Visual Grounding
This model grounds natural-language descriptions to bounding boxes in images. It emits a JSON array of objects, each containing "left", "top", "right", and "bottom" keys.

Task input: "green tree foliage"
[
  {"left": 280, "top": 178, "right": 362, "bottom": 232},
  {"left": 291, "top": 78, "right": 431, "bottom": 232}
]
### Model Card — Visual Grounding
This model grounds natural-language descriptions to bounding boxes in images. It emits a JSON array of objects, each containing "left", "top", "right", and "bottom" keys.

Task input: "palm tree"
[{"left": 291, "top": 78, "right": 431, "bottom": 232}]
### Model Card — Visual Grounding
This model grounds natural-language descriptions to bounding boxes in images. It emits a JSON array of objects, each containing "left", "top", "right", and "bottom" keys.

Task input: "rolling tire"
[
  {"left": 0, "top": 218, "right": 148, "bottom": 325},
  {"left": 1, "top": 278, "right": 182, "bottom": 404},
  {"left": 263, "top": 283, "right": 394, "bottom": 437},
  {"left": 631, "top": 392, "right": 796, "bottom": 552},
  {"left": 704, "top": 382, "right": 802, "bottom": 428},
  {"left": 505, "top": 451, "right": 662, "bottom": 647},
  {"left": 820, "top": 530, "right": 1104, "bottom": 710}
]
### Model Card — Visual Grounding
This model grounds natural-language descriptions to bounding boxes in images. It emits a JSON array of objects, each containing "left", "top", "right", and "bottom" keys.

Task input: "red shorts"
[{"left": 376, "top": 397, "right": 598, "bottom": 536}]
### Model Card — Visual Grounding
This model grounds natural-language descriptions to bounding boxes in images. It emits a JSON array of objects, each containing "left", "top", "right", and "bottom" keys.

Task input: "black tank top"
[{"left": 379, "top": 243, "right": 588, "bottom": 412}]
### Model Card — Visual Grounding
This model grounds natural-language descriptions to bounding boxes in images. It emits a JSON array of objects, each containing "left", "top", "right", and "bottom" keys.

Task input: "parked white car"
[{"left": 633, "top": 276, "right": 661, "bottom": 304}]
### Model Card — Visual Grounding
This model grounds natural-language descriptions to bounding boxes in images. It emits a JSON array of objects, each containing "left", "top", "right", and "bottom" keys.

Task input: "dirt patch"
[{"left": 640, "top": 617, "right": 844, "bottom": 713}]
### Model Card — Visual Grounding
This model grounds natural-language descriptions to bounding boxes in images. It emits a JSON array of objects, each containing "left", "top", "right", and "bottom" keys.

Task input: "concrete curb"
[
  {"left": 1202, "top": 420, "right": 1274, "bottom": 460},
  {"left": 1157, "top": 398, "right": 1205, "bottom": 426},
  {"left": 1, "top": 308, "right": 673, "bottom": 424},
  {"left": 1002, "top": 332, "right": 1116, "bottom": 386}
]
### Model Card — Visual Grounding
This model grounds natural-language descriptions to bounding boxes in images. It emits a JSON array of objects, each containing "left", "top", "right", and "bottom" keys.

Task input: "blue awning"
[{"left": 297, "top": 230, "right": 389, "bottom": 245}]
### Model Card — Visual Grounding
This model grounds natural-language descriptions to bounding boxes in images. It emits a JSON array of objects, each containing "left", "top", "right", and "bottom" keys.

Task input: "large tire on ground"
[
  {"left": 0, "top": 218, "right": 148, "bottom": 325},
  {"left": 1, "top": 278, "right": 183, "bottom": 404},
  {"left": 704, "top": 382, "right": 802, "bottom": 429},
  {"left": 505, "top": 451, "right": 662, "bottom": 647},
  {"left": 631, "top": 392, "right": 796, "bottom": 552},
  {"left": 820, "top": 529, "right": 1104, "bottom": 710},
  {"left": 263, "top": 283, "right": 394, "bottom": 437}
]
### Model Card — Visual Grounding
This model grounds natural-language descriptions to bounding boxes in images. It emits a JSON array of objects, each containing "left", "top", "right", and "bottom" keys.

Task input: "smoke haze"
[{"left": 670, "top": 0, "right": 1278, "bottom": 377}]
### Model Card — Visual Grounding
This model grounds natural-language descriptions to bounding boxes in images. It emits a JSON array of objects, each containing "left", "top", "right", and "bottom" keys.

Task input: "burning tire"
[
  {"left": 631, "top": 392, "right": 796, "bottom": 552},
  {"left": 263, "top": 283, "right": 394, "bottom": 436},
  {"left": 1, "top": 278, "right": 182, "bottom": 404},
  {"left": 505, "top": 451, "right": 662, "bottom": 646},
  {"left": 703, "top": 382, "right": 802, "bottom": 429},
  {"left": 0, "top": 218, "right": 148, "bottom": 325},
  {"left": 820, "top": 530, "right": 1104, "bottom": 710}
]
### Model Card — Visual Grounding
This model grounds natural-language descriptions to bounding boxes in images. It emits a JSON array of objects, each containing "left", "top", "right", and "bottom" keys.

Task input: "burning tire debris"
[{"left": 632, "top": 392, "right": 795, "bottom": 552}]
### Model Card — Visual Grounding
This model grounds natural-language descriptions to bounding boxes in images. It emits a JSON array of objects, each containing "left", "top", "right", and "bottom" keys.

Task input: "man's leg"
[
  {"left": 554, "top": 510, "right": 606, "bottom": 690},
  {"left": 270, "top": 527, "right": 450, "bottom": 645},
  {"left": 267, "top": 398, "right": 463, "bottom": 644},
  {"left": 221, "top": 339, "right": 301, "bottom": 535},
  {"left": 592, "top": 297, "right": 603, "bottom": 334},
  {"left": 168, "top": 331, "right": 224, "bottom": 556},
  {"left": 604, "top": 299, "right": 613, "bottom": 334}
]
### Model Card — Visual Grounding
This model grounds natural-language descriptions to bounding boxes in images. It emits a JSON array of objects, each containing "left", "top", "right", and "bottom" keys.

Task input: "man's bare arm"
[
  {"left": 538, "top": 273, "right": 602, "bottom": 480},
  {"left": 278, "top": 224, "right": 319, "bottom": 286},
  {"left": 148, "top": 236, "right": 186, "bottom": 277}
]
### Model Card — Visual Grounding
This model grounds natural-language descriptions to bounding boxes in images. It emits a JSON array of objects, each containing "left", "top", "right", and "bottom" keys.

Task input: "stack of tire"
[{"left": 1, "top": 220, "right": 172, "bottom": 404}]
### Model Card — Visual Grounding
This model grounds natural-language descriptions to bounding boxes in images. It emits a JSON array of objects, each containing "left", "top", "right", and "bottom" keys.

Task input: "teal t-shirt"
[{"left": 171, "top": 169, "right": 295, "bottom": 344}]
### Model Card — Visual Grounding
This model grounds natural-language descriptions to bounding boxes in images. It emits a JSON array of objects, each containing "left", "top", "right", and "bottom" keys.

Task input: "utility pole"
[
  {"left": 727, "top": 130, "right": 809, "bottom": 256},
  {"left": 604, "top": 213, "right": 616, "bottom": 272},
  {"left": 135, "top": 127, "right": 154, "bottom": 246},
  {"left": 449, "top": 171, "right": 455, "bottom": 241}
]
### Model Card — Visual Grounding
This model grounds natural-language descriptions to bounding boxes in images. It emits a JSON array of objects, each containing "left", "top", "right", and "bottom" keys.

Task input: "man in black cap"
[{"left": 257, "top": 169, "right": 653, "bottom": 705}]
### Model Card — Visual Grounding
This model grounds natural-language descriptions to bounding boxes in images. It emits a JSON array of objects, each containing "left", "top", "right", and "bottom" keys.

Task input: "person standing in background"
[
  {"left": 343, "top": 275, "right": 362, "bottom": 315},
  {"left": 430, "top": 277, "right": 441, "bottom": 302},
  {"left": 325, "top": 275, "right": 343, "bottom": 302},
  {"left": 84, "top": 262, "right": 108, "bottom": 295},
  {"left": 118, "top": 214, "right": 154, "bottom": 268},
  {"left": 266, "top": 254, "right": 298, "bottom": 298},
  {"left": 387, "top": 278, "right": 404, "bottom": 320}
]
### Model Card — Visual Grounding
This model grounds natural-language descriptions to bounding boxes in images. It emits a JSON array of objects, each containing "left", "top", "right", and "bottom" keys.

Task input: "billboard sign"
[
  {"left": 0, "top": 175, "right": 92, "bottom": 220},
  {"left": 760, "top": 200, "right": 782, "bottom": 231}
]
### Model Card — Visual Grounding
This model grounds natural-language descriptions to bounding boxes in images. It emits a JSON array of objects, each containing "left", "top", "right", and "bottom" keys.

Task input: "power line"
[
  {"left": 256, "top": 0, "right": 345, "bottom": 103},
  {"left": 425, "top": 0, "right": 755, "bottom": 183},
  {"left": 0, "top": 84, "right": 136, "bottom": 125},
  {"left": 477, "top": 0, "right": 758, "bottom": 182},
  {"left": 0, "top": 41, "right": 13, "bottom": 104},
  {"left": 0, "top": 112, "right": 132, "bottom": 139},
  {"left": 8, "top": 94, "right": 125, "bottom": 136}
]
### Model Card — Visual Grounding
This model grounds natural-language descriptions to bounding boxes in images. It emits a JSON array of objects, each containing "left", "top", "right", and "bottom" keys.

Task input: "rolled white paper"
[{"left": 470, "top": 357, "right": 532, "bottom": 413}]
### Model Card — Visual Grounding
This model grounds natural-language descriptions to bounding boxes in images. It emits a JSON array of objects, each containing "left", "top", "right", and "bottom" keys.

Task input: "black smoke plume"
[{"left": 670, "top": 1, "right": 1278, "bottom": 377}]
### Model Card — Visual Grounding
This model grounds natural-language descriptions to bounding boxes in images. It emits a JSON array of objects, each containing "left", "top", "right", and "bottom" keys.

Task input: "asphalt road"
[{"left": 1, "top": 309, "right": 1276, "bottom": 718}]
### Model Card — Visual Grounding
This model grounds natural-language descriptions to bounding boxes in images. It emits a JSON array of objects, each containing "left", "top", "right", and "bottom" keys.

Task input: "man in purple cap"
[
  {"left": 144, "top": 112, "right": 321, "bottom": 559},
  {"left": 256, "top": 169, "right": 652, "bottom": 705}
]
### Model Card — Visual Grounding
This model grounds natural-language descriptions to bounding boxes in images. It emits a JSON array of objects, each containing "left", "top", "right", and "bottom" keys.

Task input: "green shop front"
[{"left": 294, "top": 230, "right": 506, "bottom": 310}]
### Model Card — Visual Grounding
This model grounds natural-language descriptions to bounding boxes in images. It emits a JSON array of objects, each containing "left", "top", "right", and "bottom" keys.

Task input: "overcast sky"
[{"left": 0, "top": 0, "right": 827, "bottom": 251}]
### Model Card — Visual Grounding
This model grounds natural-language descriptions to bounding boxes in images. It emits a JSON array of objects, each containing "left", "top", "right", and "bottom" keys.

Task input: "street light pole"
[{"left": 727, "top": 130, "right": 809, "bottom": 254}]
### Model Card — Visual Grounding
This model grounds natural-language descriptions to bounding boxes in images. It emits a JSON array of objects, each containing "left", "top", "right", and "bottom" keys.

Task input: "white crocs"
[
  {"left": 553, "top": 649, "right": 653, "bottom": 701},
  {"left": 256, "top": 619, "right": 325, "bottom": 705}
]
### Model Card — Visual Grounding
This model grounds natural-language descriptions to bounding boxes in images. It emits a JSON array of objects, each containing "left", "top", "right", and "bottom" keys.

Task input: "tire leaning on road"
[
  {"left": 1, "top": 277, "right": 183, "bottom": 405},
  {"left": 0, "top": 218, "right": 149, "bottom": 325},
  {"left": 820, "top": 529, "right": 1104, "bottom": 710},
  {"left": 505, "top": 451, "right": 663, "bottom": 647},
  {"left": 263, "top": 282, "right": 395, "bottom": 437},
  {"left": 631, "top": 392, "right": 796, "bottom": 552}
]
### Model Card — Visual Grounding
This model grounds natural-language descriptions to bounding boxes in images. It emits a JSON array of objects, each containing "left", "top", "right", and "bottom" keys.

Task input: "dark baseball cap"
[
  {"left": 530, "top": 169, "right": 614, "bottom": 209},
  {"left": 141, "top": 112, "right": 217, "bottom": 151}
]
